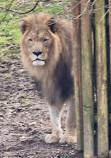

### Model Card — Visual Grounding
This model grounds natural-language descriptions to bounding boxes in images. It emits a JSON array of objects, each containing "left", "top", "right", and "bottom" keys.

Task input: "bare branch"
[
  {"left": 71, "top": 0, "right": 110, "bottom": 21},
  {"left": 0, "top": 0, "right": 15, "bottom": 23},
  {"left": 0, "top": 0, "right": 111, "bottom": 24},
  {"left": 99, "top": 9, "right": 109, "bottom": 23},
  {"left": 0, "top": 0, "right": 39, "bottom": 23}
]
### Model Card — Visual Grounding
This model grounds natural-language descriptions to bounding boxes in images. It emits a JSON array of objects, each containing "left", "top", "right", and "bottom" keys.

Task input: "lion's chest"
[{"left": 42, "top": 62, "right": 74, "bottom": 106}]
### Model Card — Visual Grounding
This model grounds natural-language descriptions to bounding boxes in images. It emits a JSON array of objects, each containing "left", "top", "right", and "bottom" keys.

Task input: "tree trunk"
[
  {"left": 95, "top": 0, "right": 109, "bottom": 157},
  {"left": 110, "top": 0, "right": 111, "bottom": 76},
  {"left": 81, "top": 0, "right": 94, "bottom": 157},
  {"left": 109, "top": 0, "right": 111, "bottom": 112},
  {"left": 72, "top": 0, "right": 83, "bottom": 151}
]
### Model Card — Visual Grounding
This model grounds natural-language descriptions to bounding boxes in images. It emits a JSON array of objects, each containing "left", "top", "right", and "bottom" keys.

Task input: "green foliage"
[
  {"left": 0, "top": 19, "right": 21, "bottom": 44},
  {"left": 0, "top": 0, "right": 69, "bottom": 55},
  {"left": 34, "top": 5, "right": 64, "bottom": 14}
]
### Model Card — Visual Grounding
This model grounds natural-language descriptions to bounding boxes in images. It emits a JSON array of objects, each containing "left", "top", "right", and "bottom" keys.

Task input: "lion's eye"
[
  {"left": 28, "top": 39, "right": 33, "bottom": 42},
  {"left": 43, "top": 38, "right": 49, "bottom": 43}
]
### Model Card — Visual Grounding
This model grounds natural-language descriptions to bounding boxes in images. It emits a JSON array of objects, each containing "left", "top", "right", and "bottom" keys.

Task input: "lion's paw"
[
  {"left": 59, "top": 135, "right": 77, "bottom": 144},
  {"left": 45, "top": 134, "right": 60, "bottom": 143}
]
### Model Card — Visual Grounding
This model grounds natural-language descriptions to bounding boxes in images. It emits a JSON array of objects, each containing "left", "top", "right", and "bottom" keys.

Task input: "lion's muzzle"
[{"left": 32, "top": 51, "right": 45, "bottom": 66}]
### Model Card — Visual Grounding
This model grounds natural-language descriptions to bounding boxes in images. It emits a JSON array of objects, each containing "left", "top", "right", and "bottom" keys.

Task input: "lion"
[{"left": 20, "top": 12, "right": 76, "bottom": 144}]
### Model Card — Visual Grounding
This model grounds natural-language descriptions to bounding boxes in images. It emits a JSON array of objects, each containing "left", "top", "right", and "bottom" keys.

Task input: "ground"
[
  {"left": 0, "top": 1, "right": 83, "bottom": 157},
  {"left": 1, "top": 1, "right": 111, "bottom": 157},
  {"left": 0, "top": 54, "right": 82, "bottom": 158}
]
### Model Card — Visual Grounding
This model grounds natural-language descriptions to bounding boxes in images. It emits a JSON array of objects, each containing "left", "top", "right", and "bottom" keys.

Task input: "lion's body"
[{"left": 20, "top": 13, "right": 76, "bottom": 144}]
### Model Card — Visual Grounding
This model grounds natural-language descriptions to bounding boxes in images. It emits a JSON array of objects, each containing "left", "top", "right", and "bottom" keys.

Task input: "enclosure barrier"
[{"left": 72, "top": 0, "right": 111, "bottom": 157}]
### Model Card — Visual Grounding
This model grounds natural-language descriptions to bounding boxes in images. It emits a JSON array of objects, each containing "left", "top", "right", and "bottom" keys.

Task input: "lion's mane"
[{"left": 20, "top": 13, "right": 74, "bottom": 106}]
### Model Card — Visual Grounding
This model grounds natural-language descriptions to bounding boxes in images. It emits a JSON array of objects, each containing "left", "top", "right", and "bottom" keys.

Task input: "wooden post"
[
  {"left": 110, "top": 0, "right": 111, "bottom": 76},
  {"left": 95, "top": 0, "right": 109, "bottom": 157},
  {"left": 72, "top": 0, "right": 83, "bottom": 151},
  {"left": 109, "top": 0, "right": 111, "bottom": 111},
  {"left": 81, "top": 0, "right": 94, "bottom": 157}
]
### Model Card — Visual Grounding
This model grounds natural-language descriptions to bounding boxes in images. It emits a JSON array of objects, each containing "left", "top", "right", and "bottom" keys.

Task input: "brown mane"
[{"left": 20, "top": 13, "right": 74, "bottom": 105}]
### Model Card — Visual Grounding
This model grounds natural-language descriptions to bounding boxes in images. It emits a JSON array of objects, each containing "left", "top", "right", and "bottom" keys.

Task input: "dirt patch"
[{"left": 0, "top": 54, "right": 79, "bottom": 158}]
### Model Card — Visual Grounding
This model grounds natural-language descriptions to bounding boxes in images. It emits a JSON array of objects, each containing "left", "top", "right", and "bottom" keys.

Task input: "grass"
[
  {"left": 34, "top": 5, "right": 64, "bottom": 14},
  {"left": 0, "top": 19, "right": 21, "bottom": 45},
  {"left": 0, "top": 0, "right": 70, "bottom": 56}
]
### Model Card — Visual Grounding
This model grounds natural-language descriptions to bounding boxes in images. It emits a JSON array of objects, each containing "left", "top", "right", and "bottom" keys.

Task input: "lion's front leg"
[
  {"left": 45, "top": 105, "right": 63, "bottom": 143},
  {"left": 60, "top": 97, "right": 77, "bottom": 144}
]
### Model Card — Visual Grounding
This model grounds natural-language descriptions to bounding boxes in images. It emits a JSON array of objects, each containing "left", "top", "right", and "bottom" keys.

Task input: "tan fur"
[{"left": 20, "top": 12, "right": 76, "bottom": 144}]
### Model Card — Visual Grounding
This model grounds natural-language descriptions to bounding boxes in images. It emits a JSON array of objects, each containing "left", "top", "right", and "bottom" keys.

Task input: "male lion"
[{"left": 20, "top": 12, "right": 76, "bottom": 144}]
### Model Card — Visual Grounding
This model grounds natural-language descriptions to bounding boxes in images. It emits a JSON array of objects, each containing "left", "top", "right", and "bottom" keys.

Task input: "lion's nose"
[{"left": 33, "top": 51, "right": 42, "bottom": 56}]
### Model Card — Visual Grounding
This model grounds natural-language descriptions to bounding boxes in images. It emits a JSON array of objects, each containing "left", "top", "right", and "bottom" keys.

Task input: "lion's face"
[
  {"left": 20, "top": 13, "right": 62, "bottom": 78},
  {"left": 22, "top": 26, "right": 54, "bottom": 66}
]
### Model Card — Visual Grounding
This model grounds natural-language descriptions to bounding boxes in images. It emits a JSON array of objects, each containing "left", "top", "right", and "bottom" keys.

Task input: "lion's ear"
[
  {"left": 20, "top": 21, "right": 28, "bottom": 34},
  {"left": 48, "top": 17, "right": 59, "bottom": 33}
]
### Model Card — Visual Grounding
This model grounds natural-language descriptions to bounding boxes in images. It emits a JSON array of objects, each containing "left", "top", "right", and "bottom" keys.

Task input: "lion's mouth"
[
  {"left": 33, "top": 58, "right": 45, "bottom": 62},
  {"left": 32, "top": 58, "right": 45, "bottom": 66}
]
